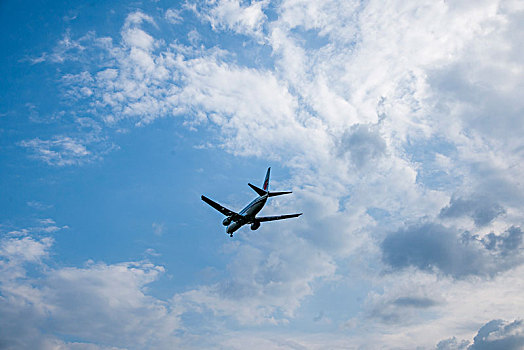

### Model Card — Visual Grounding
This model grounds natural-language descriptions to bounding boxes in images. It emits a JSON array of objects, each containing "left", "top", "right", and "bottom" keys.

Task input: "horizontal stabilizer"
[
  {"left": 248, "top": 183, "right": 267, "bottom": 196},
  {"left": 256, "top": 213, "right": 302, "bottom": 222},
  {"left": 268, "top": 191, "right": 292, "bottom": 197},
  {"left": 201, "top": 195, "right": 239, "bottom": 218}
]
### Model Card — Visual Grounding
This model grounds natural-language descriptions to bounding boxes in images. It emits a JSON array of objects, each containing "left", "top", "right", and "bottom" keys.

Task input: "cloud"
[
  {"left": 0, "top": 229, "right": 182, "bottom": 349},
  {"left": 355, "top": 272, "right": 444, "bottom": 327},
  {"left": 18, "top": 133, "right": 114, "bottom": 166},
  {"left": 165, "top": 8, "right": 183, "bottom": 24},
  {"left": 19, "top": 113, "right": 115, "bottom": 166},
  {"left": 0, "top": 235, "right": 54, "bottom": 349},
  {"left": 123, "top": 11, "right": 156, "bottom": 29},
  {"left": 382, "top": 223, "right": 483, "bottom": 278},
  {"left": 347, "top": 265, "right": 524, "bottom": 348},
  {"left": 0, "top": 221, "right": 335, "bottom": 347},
  {"left": 26, "top": 30, "right": 91, "bottom": 64},
  {"left": 469, "top": 319, "right": 524, "bottom": 350},
  {"left": 122, "top": 27, "right": 155, "bottom": 50},
  {"left": 193, "top": 0, "right": 269, "bottom": 39},
  {"left": 338, "top": 123, "right": 387, "bottom": 169},
  {"left": 152, "top": 222, "right": 165, "bottom": 236},
  {"left": 4, "top": 218, "right": 68, "bottom": 237},
  {"left": 26, "top": 201, "right": 54, "bottom": 211},
  {"left": 440, "top": 196, "right": 505, "bottom": 227},
  {"left": 42, "top": 1, "right": 524, "bottom": 178},
  {"left": 178, "top": 232, "right": 336, "bottom": 325},
  {"left": 19, "top": 136, "right": 91, "bottom": 166},
  {"left": 392, "top": 296, "right": 438, "bottom": 308},
  {"left": 43, "top": 262, "right": 179, "bottom": 348},
  {"left": 62, "top": 21, "right": 311, "bottom": 157},
  {"left": 482, "top": 226, "right": 523, "bottom": 256},
  {"left": 366, "top": 295, "right": 440, "bottom": 325},
  {"left": 381, "top": 223, "right": 524, "bottom": 278},
  {"left": 436, "top": 319, "right": 524, "bottom": 350},
  {"left": 0, "top": 235, "right": 52, "bottom": 267},
  {"left": 436, "top": 337, "right": 470, "bottom": 350}
]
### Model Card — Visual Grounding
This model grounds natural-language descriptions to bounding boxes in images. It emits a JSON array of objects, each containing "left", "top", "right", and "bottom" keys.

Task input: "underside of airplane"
[{"left": 201, "top": 167, "right": 302, "bottom": 237}]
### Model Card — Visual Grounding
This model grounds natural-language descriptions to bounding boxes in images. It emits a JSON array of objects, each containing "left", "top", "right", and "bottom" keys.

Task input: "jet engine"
[
  {"left": 222, "top": 217, "right": 232, "bottom": 226},
  {"left": 250, "top": 221, "right": 260, "bottom": 230}
]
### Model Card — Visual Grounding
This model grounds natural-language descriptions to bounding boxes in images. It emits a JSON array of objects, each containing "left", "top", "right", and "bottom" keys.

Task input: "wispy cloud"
[
  {"left": 26, "top": 201, "right": 53, "bottom": 211},
  {"left": 20, "top": 136, "right": 94, "bottom": 166},
  {"left": 165, "top": 8, "right": 183, "bottom": 24},
  {"left": 152, "top": 222, "right": 165, "bottom": 236}
]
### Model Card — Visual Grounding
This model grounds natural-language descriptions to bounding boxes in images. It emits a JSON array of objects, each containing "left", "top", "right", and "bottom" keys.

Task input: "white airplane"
[{"left": 201, "top": 167, "right": 302, "bottom": 237}]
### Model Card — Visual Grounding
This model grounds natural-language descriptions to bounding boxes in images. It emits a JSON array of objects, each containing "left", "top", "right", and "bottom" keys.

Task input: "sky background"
[{"left": 1, "top": 0, "right": 524, "bottom": 349}]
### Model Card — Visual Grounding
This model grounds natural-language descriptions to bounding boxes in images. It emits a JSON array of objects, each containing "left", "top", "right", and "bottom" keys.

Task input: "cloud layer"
[{"left": 6, "top": 0, "right": 524, "bottom": 348}]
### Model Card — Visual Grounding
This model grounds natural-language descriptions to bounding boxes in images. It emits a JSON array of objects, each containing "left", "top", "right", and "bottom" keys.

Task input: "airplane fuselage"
[
  {"left": 226, "top": 194, "right": 268, "bottom": 234},
  {"left": 201, "top": 167, "right": 301, "bottom": 237}
]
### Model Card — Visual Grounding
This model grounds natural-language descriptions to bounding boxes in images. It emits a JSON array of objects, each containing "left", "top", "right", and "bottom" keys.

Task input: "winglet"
[{"left": 263, "top": 167, "right": 270, "bottom": 191}]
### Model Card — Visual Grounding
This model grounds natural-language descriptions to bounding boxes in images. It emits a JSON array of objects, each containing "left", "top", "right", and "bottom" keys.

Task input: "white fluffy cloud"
[
  {"left": 193, "top": 0, "right": 269, "bottom": 39},
  {"left": 42, "top": 262, "right": 179, "bottom": 348},
  {"left": 0, "top": 229, "right": 182, "bottom": 349}
]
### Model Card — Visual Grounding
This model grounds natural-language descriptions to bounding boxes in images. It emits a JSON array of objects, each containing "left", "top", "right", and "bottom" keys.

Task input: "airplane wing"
[
  {"left": 255, "top": 213, "right": 302, "bottom": 222},
  {"left": 201, "top": 195, "right": 239, "bottom": 218}
]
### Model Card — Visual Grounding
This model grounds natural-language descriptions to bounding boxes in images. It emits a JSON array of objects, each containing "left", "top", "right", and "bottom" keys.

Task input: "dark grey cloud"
[
  {"left": 381, "top": 223, "right": 486, "bottom": 277},
  {"left": 339, "top": 123, "right": 386, "bottom": 168},
  {"left": 393, "top": 296, "right": 437, "bottom": 308},
  {"left": 482, "top": 226, "right": 523, "bottom": 256},
  {"left": 435, "top": 319, "right": 524, "bottom": 350},
  {"left": 381, "top": 223, "right": 523, "bottom": 278},
  {"left": 367, "top": 308, "right": 403, "bottom": 324},
  {"left": 366, "top": 295, "right": 439, "bottom": 325},
  {"left": 469, "top": 319, "right": 524, "bottom": 350},
  {"left": 440, "top": 196, "right": 505, "bottom": 227}
]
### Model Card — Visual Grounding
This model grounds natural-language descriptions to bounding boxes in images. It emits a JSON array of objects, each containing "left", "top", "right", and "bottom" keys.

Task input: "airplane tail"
[
  {"left": 248, "top": 167, "right": 292, "bottom": 197},
  {"left": 263, "top": 167, "right": 270, "bottom": 191}
]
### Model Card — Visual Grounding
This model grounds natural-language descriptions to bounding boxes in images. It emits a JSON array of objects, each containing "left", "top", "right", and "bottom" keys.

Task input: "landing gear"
[{"left": 229, "top": 234, "right": 233, "bottom": 238}]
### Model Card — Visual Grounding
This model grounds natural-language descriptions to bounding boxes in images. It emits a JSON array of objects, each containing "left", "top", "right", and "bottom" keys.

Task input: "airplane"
[{"left": 201, "top": 167, "right": 302, "bottom": 237}]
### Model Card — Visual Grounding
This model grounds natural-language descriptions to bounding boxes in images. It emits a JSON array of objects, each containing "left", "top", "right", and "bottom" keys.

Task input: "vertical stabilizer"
[{"left": 263, "top": 167, "right": 270, "bottom": 191}]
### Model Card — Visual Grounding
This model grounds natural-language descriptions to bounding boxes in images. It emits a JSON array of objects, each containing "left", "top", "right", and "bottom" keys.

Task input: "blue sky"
[{"left": 1, "top": 0, "right": 524, "bottom": 349}]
